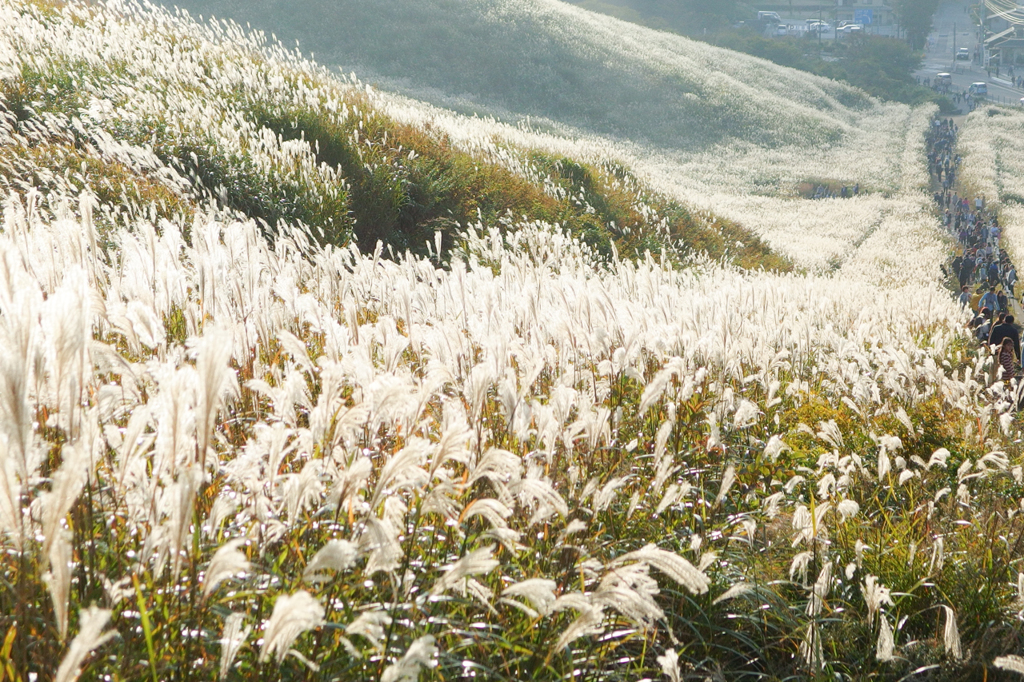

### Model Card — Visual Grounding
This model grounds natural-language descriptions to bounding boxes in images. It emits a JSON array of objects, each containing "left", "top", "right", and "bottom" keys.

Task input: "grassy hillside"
[
  {"left": 155, "top": 0, "right": 883, "bottom": 154},
  {"left": 564, "top": 0, "right": 948, "bottom": 110},
  {"left": 151, "top": 0, "right": 944, "bottom": 203},
  {"left": 8, "top": 2, "right": 1024, "bottom": 682},
  {"left": 0, "top": 1, "right": 787, "bottom": 269},
  {"left": 959, "top": 106, "right": 1024, "bottom": 276}
]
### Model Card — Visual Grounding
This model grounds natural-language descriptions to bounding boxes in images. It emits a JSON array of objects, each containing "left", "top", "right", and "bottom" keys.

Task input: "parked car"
[
  {"left": 970, "top": 82, "right": 988, "bottom": 98},
  {"left": 806, "top": 20, "right": 831, "bottom": 33},
  {"left": 838, "top": 23, "right": 864, "bottom": 34},
  {"left": 776, "top": 23, "right": 790, "bottom": 36},
  {"left": 957, "top": 47, "right": 971, "bottom": 60},
  {"left": 935, "top": 73, "right": 952, "bottom": 87}
]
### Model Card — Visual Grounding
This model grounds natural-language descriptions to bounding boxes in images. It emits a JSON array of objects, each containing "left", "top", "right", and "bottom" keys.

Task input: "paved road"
[{"left": 917, "top": 0, "right": 1024, "bottom": 109}]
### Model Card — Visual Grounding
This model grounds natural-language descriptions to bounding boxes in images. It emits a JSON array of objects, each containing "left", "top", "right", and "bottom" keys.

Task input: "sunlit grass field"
[{"left": 2, "top": 1, "right": 1024, "bottom": 681}]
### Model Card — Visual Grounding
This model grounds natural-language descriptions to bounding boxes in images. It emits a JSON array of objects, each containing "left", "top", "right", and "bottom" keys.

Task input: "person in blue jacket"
[{"left": 980, "top": 286, "right": 1000, "bottom": 314}]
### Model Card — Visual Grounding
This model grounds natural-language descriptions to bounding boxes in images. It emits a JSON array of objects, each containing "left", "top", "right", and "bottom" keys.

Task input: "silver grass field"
[{"left": 1, "top": 0, "right": 1024, "bottom": 681}]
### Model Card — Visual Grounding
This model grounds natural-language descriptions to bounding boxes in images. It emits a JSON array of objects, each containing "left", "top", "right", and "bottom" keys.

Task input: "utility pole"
[
  {"left": 819, "top": 3, "right": 823, "bottom": 50},
  {"left": 953, "top": 22, "right": 957, "bottom": 72}
]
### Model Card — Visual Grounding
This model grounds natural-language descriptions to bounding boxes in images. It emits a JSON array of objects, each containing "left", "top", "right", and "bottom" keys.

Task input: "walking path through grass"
[{"left": 931, "top": 115, "right": 1024, "bottom": 378}]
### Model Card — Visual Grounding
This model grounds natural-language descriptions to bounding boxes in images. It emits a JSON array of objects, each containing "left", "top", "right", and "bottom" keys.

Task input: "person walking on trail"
[
  {"left": 991, "top": 314, "right": 1022, "bottom": 359},
  {"left": 980, "top": 286, "right": 1000, "bottom": 314},
  {"left": 959, "top": 285, "right": 971, "bottom": 308},
  {"left": 960, "top": 252, "right": 975, "bottom": 288},
  {"left": 990, "top": 311, "right": 1008, "bottom": 345},
  {"left": 1008, "top": 265, "right": 1018, "bottom": 298},
  {"left": 998, "top": 288, "right": 1009, "bottom": 315},
  {"left": 990, "top": 260, "right": 1001, "bottom": 286},
  {"left": 971, "top": 285, "right": 985, "bottom": 311},
  {"left": 998, "top": 337, "right": 1018, "bottom": 380},
  {"left": 976, "top": 308, "right": 994, "bottom": 342}
]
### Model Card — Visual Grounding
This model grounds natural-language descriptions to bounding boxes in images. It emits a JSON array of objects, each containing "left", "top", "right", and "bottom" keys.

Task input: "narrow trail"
[{"left": 929, "top": 117, "right": 1023, "bottom": 371}]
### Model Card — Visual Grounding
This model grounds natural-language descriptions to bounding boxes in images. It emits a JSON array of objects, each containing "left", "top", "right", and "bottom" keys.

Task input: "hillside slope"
[
  {"left": 158, "top": 0, "right": 878, "bottom": 154},
  {"left": 0, "top": 0, "right": 786, "bottom": 268},
  {"left": 7, "top": 3, "right": 1024, "bottom": 682}
]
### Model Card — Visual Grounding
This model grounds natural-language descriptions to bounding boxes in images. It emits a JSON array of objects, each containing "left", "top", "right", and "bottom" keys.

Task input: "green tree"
[{"left": 893, "top": 0, "right": 940, "bottom": 50}]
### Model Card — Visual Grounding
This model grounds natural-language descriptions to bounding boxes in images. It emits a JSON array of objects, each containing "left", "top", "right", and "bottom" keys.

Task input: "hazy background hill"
[
  {"left": 160, "top": 0, "right": 877, "bottom": 153},
  {"left": 565, "top": 0, "right": 746, "bottom": 34}
]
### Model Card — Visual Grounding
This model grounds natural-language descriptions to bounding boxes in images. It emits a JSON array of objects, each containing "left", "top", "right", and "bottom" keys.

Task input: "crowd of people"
[
  {"left": 928, "top": 124, "right": 958, "bottom": 192},
  {"left": 928, "top": 118, "right": 1024, "bottom": 384}
]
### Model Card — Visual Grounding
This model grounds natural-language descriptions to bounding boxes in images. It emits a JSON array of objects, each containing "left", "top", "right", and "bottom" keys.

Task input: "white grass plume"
[
  {"left": 876, "top": 615, "right": 895, "bottom": 662},
  {"left": 44, "top": 531, "right": 73, "bottom": 641},
  {"left": 430, "top": 545, "right": 500, "bottom": 597},
  {"left": 54, "top": 606, "right": 116, "bottom": 682},
  {"left": 713, "top": 582, "right": 753, "bottom": 605},
  {"left": 303, "top": 539, "right": 359, "bottom": 583},
  {"left": 942, "top": 605, "right": 962, "bottom": 660},
  {"left": 218, "top": 613, "right": 251, "bottom": 680},
  {"left": 657, "top": 648, "right": 681, "bottom": 682},
  {"left": 994, "top": 655, "right": 1024, "bottom": 675},
  {"left": 501, "top": 578, "right": 558, "bottom": 618},
  {"left": 610, "top": 544, "right": 710, "bottom": 595},
  {"left": 259, "top": 591, "right": 325, "bottom": 664},
  {"left": 593, "top": 562, "right": 663, "bottom": 626},
  {"left": 0, "top": 435, "right": 19, "bottom": 543},
  {"left": 554, "top": 605, "right": 605, "bottom": 650},
  {"left": 202, "top": 539, "right": 250, "bottom": 599},
  {"left": 806, "top": 562, "right": 832, "bottom": 617},
  {"left": 713, "top": 464, "right": 736, "bottom": 508},
  {"left": 41, "top": 438, "right": 91, "bottom": 562},
  {"left": 345, "top": 610, "right": 392, "bottom": 652},
  {"left": 192, "top": 328, "right": 238, "bottom": 469},
  {"left": 380, "top": 635, "right": 438, "bottom": 682},
  {"left": 861, "top": 574, "right": 893, "bottom": 625}
]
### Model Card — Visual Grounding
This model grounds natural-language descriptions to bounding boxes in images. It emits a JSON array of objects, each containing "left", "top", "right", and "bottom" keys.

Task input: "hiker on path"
[
  {"left": 960, "top": 252, "right": 975, "bottom": 288},
  {"left": 980, "top": 286, "right": 1000, "bottom": 314},
  {"left": 976, "top": 308, "right": 994, "bottom": 342},
  {"left": 999, "top": 337, "right": 1018, "bottom": 380},
  {"left": 990, "top": 314, "right": 1022, "bottom": 360},
  {"left": 959, "top": 285, "right": 971, "bottom": 308}
]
